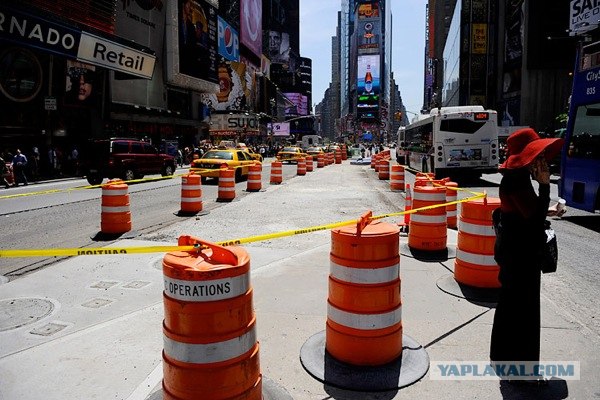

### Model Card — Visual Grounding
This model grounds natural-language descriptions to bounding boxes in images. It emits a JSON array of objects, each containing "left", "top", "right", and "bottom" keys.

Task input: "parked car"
[
  {"left": 276, "top": 146, "right": 307, "bottom": 163},
  {"left": 83, "top": 138, "right": 176, "bottom": 185},
  {"left": 235, "top": 143, "right": 263, "bottom": 162},
  {"left": 189, "top": 148, "right": 258, "bottom": 182}
]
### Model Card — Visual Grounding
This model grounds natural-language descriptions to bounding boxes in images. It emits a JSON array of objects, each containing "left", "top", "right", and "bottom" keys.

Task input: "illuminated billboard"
[
  {"left": 357, "top": 55, "right": 380, "bottom": 96},
  {"left": 165, "top": 0, "right": 219, "bottom": 92},
  {"left": 358, "top": 3, "right": 380, "bottom": 19},
  {"left": 358, "top": 19, "right": 380, "bottom": 55}
]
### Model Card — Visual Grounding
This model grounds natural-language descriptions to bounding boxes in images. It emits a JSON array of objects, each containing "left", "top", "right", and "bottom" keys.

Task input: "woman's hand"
[{"left": 530, "top": 157, "right": 550, "bottom": 185}]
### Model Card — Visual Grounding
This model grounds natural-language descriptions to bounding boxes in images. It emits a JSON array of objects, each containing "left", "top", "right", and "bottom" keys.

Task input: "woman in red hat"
[{"left": 490, "top": 128, "right": 564, "bottom": 381}]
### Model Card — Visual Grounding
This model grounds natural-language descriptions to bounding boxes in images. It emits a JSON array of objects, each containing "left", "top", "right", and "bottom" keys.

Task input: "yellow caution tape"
[
  {"left": 0, "top": 191, "right": 485, "bottom": 258},
  {"left": 0, "top": 171, "right": 211, "bottom": 200}
]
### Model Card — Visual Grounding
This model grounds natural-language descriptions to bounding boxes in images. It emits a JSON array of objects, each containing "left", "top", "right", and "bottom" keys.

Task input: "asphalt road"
[{"left": 1, "top": 161, "right": 599, "bottom": 341}]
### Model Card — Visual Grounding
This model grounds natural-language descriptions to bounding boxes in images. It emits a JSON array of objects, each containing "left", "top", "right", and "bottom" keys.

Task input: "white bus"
[{"left": 399, "top": 106, "right": 500, "bottom": 178}]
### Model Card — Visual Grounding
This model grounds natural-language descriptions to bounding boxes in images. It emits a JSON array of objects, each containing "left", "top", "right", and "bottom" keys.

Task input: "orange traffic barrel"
[
  {"left": 180, "top": 173, "right": 203, "bottom": 215},
  {"left": 404, "top": 184, "right": 412, "bottom": 226},
  {"left": 408, "top": 185, "right": 447, "bottom": 251},
  {"left": 327, "top": 152, "right": 334, "bottom": 165},
  {"left": 101, "top": 179, "right": 131, "bottom": 234},
  {"left": 334, "top": 148, "right": 342, "bottom": 164},
  {"left": 217, "top": 166, "right": 236, "bottom": 202},
  {"left": 341, "top": 144, "right": 348, "bottom": 160},
  {"left": 246, "top": 163, "right": 262, "bottom": 192},
  {"left": 371, "top": 153, "right": 378, "bottom": 169},
  {"left": 162, "top": 236, "right": 261, "bottom": 400},
  {"left": 327, "top": 213, "right": 402, "bottom": 366},
  {"left": 270, "top": 161, "right": 283, "bottom": 184},
  {"left": 454, "top": 198, "right": 501, "bottom": 288},
  {"left": 317, "top": 153, "right": 325, "bottom": 168},
  {"left": 390, "top": 165, "right": 405, "bottom": 191},
  {"left": 305, "top": 155, "right": 314, "bottom": 172},
  {"left": 378, "top": 158, "right": 390, "bottom": 180},
  {"left": 445, "top": 181, "right": 458, "bottom": 229},
  {"left": 297, "top": 157, "right": 306, "bottom": 176}
]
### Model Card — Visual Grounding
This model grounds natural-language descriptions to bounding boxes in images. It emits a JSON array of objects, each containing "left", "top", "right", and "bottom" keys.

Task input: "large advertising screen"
[
  {"left": 218, "top": 16, "right": 240, "bottom": 61},
  {"left": 200, "top": 61, "right": 252, "bottom": 111},
  {"left": 357, "top": 55, "right": 380, "bottom": 97},
  {"left": 240, "top": 0, "right": 262, "bottom": 57},
  {"left": 358, "top": 3, "right": 380, "bottom": 19},
  {"left": 113, "top": 0, "right": 165, "bottom": 108},
  {"left": 165, "top": 0, "right": 219, "bottom": 92},
  {"left": 358, "top": 19, "right": 380, "bottom": 55}
]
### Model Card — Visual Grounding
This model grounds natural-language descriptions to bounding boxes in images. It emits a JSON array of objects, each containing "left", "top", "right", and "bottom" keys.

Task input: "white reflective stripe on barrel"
[
  {"left": 219, "top": 187, "right": 236, "bottom": 192},
  {"left": 102, "top": 189, "right": 129, "bottom": 196},
  {"left": 182, "top": 184, "right": 201, "bottom": 190},
  {"left": 101, "top": 206, "right": 130, "bottom": 213},
  {"left": 411, "top": 214, "right": 447, "bottom": 224},
  {"left": 164, "top": 273, "right": 249, "bottom": 302},
  {"left": 248, "top": 178, "right": 261, "bottom": 183},
  {"left": 327, "top": 303, "right": 402, "bottom": 330},
  {"left": 390, "top": 173, "right": 404, "bottom": 178},
  {"left": 457, "top": 249, "right": 497, "bottom": 266},
  {"left": 459, "top": 220, "right": 495, "bottom": 237},
  {"left": 220, "top": 178, "right": 235, "bottom": 183},
  {"left": 181, "top": 197, "right": 202, "bottom": 202},
  {"left": 413, "top": 191, "right": 446, "bottom": 202},
  {"left": 446, "top": 210, "right": 458, "bottom": 217},
  {"left": 164, "top": 326, "right": 256, "bottom": 364},
  {"left": 330, "top": 261, "right": 399, "bottom": 284}
]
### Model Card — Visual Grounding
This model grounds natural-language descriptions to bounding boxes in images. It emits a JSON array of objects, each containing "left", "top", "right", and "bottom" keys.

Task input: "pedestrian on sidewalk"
[
  {"left": 11, "top": 149, "right": 28, "bottom": 186},
  {"left": 490, "top": 128, "right": 564, "bottom": 381},
  {"left": 0, "top": 156, "right": 10, "bottom": 188}
]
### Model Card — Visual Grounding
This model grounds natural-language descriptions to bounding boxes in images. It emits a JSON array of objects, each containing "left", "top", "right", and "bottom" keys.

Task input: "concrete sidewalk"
[{"left": 0, "top": 160, "right": 597, "bottom": 400}]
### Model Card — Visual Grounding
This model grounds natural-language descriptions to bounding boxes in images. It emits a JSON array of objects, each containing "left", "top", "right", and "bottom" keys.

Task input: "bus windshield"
[{"left": 568, "top": 103, "right": 600, "bottom": 159}]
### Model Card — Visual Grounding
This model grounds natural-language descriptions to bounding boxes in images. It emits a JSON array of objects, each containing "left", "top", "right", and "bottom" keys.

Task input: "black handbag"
[{"left": 541, "top": 220, "right": 558, "bottom": 273}]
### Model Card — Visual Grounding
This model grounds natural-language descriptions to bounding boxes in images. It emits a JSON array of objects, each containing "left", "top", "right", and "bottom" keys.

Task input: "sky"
[{"left": 299, "top": 0, "right": 427, "bottom": 115}]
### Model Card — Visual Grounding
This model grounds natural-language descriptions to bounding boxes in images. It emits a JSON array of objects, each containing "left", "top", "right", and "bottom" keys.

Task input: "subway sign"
[{"left": 0, "top": 5, "right": 155, "bottom": 79}]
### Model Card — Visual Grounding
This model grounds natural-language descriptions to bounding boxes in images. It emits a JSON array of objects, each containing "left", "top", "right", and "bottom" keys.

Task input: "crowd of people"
[{"left": 1, "top": 145, "right": 80, "bottom": 188}]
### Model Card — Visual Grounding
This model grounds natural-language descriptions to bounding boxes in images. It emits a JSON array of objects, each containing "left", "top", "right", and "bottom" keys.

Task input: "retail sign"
[
  {"left": 0, "top": 5, "right": 81, "bottom": 58},
  {"left": 0, "top": 5, "right": 156, "bottom": 79},
  {"left": 268, "top": 122, "right": 290, "bottom": 136},
  {"left": 217, "top": 17, "right": 240, "bottom": 62},
  {"left": 78, "top": 32, "right": 156, "bottom": 79}
]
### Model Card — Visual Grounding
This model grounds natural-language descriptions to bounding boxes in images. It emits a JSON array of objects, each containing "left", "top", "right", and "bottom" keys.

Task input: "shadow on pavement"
[
  {"left": 561, "top": 215, "right": 600, "bottom": 233},
  {"left": 499, "top": 378, "right": 568, "bottom": 399}
]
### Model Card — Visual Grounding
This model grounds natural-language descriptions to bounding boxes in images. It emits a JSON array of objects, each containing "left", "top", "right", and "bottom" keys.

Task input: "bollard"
[
  {"left": 306, "top": 155, "right": 314, "bottom": 172},
  {"left": 454, "top": 198, "right": 501, "bottom": 288},
  {"left": 217, "top": 166, "right": 236, "bottom": 202},
  {"left": 246, "top": 163, "right": 262, "bottom": 192},
  {"left": 390, "top": 165, "right": 405, "bottom": 191},
  {"left": 101, "top": 179, "right": 131, "bottom": 234},
  {"left": 327, "top": 213, "right": 402, "bottom": 365},
  {"left": 445, "top": 181, "right": 458, "bottom": 229},
  {"left": 408, "top": 185, "right": 447, "bottom": 251},
  {"left": 162, "top": 236, "right": 262, "bottom": 399},
  {"left": 378, "top": 159, "right": 390, "bottom": 180},
  {"left": 180, "top": 173, "right": 203, "bottom": 215},
  {"left": 270, "top": 161, "right": 283, "bottom": 184},
  {"left": 297, "top": 157, "right": 307, "bottom": 176}
]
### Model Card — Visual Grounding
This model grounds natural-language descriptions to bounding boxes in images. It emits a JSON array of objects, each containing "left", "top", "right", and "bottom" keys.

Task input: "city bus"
[
  {"left": 398, "top": 106, "right": 500, "bottom": 179},
  {"left": 559, "top": 40, "right": 600, "bottom": 212}
]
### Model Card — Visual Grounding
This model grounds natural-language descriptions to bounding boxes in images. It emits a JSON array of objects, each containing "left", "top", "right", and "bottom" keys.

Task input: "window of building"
[{"left": 0, "top": 48, "right": 43, "bottom": 103}]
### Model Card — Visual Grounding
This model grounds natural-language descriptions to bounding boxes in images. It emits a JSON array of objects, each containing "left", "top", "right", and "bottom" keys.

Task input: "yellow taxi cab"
[
  {"left": 190, "top": 148, "right": 259, "bottom": 182},
  {"left": 276, "top": 146, "right": 307, "bottom": 163},
  {"left": 236, "top": 143, "right": 263, "bottom": 162},
  {"left": 305, "top": 146, "right": 325, "bottom": 157}
]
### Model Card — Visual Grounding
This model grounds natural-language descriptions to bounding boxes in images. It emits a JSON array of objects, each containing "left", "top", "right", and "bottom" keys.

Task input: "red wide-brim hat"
[{"left": 499, "top": 128, "right": 564, "bottom": 170}]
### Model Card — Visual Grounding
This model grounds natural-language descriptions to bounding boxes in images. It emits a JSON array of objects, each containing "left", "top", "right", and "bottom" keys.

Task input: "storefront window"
[{"left": 0, "top": 48, "right": 43, "bottom": 102}]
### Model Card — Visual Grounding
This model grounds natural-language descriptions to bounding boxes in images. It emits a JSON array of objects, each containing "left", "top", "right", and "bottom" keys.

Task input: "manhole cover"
[{"left": 0, "top": 298, "right": 55, "bottom": 332}]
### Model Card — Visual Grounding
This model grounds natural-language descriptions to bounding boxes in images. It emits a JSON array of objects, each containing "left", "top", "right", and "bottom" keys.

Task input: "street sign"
[{"left": 44, "top": 96, "right": 57, "bottom": 110}]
